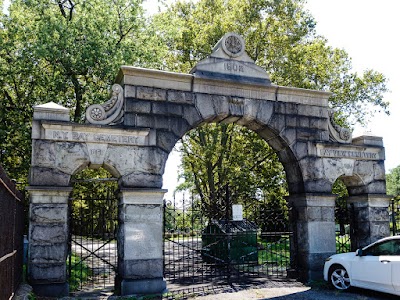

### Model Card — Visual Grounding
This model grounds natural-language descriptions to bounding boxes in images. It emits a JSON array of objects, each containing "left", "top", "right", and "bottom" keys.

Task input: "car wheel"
[{"left": 329, "top": 265, "right": 351, "bottom": 290}]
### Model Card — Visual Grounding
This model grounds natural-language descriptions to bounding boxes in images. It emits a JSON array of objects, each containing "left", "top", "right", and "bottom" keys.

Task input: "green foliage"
[
  {"left": 152, "top": 0, "right": 389, "bottom": 125},
  {"left": 152, "top": 0, "right": 389, "bottom": 219},
  {"left": 71, "top": 167, "right": 118, "bottom": 238},
  {"left": 0, "top": 0, "right": 165, "bottom": 183},
  {"left": 387, "top": 165, "right": 400, "bottom": 200},
  {"left": 68, "top": 253, "right": 91, "bottom": 291},
  {"left": 178, "top": 124, "right": 287, "bottom": 221}
]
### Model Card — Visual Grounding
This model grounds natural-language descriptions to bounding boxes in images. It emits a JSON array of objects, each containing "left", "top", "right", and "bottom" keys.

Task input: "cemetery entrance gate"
[
  {"left": 164, "top": 195, "right": 296, "bottom": 293},
  {"left": 27, "top": 33, "right": 389, "bottom": 297}
]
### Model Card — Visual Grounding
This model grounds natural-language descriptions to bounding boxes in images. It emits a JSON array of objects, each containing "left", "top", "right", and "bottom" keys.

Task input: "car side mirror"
[{"left": 356, "top": 248, "right": 363, "bottom": 256}]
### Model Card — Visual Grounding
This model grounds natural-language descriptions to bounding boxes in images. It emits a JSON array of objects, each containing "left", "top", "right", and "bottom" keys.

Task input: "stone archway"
[{"left": 27, "top": 32, "right": 389, "bottom": 296}]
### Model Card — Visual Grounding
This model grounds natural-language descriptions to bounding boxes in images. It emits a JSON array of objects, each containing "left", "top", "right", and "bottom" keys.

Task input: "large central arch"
[{"left": 27, "top": 33, "right": 389, "bottom": 297}]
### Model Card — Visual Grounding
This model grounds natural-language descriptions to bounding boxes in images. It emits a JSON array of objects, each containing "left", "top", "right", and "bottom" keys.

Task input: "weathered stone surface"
[
  {"left": 213, "top": 95, "right": 230, "bottom": 121},
  {"left": 169, "top": 117, "right": 191, "bottom": 138},
  {"left": 29, "top": 263, "right": 66, "bottom": 282},
  {"left": 28, "top": 187, "right": 72, "bottom": 204},
  {"left": 256, "top": 100, "right": 274, "bottom": 125},
  {"left": 120, "top": 222, "right": 162, "bottom": 260},
  {"left": 120, "top": 277, "right": 166, "bottom": 295},
  {"left": 120, "top": 172, "right": 162, "bottom": 188},
  {"left": 30, "top": 224, "right": 68, "bottom": 244},
  {"left": 154, "top": 115, "right": 170, "bottom": 130},
  {"left": 195, "top": 93, "right": 216, "bottom": 121},
  {"left": 183, "top": 105, "right": 202, "bottom": 127},
  {"left": 153, "top": 102, "right": 183, "bottom": 116},
  {"left": 31, "top": 283, "right": 69, "bottom": 298},
  {"left": 32, "top": 140, "right": 56, "bottom": 168},
  {"left": 235, "top": 98, "right": 259, "bottom": 125},
  {"left": 55, "top": 142, "right": 89, "bottom": 174},
  {"left": 136, "top": 114, "right": 154, "bottom": 128},
  {"left": 30, "top": 204, "right": 68, "bottom": 223},
  {"left": 136, "top": 87, "right": 166, "bottom": 101},
  {"left": 156, "top": 131, "right": 179, "bottom": 153},
  {"left": 120, "top": 259, "right": 163, "bottom": 278},
  {"left": 30, "top": 243, "right": 67, "bottom": 263},
  {"left": 125, "top": 99, "right": 151, "bottom": 114},
  {"left": 124, "top": 85, "right": 136, "bottom": 98},
  {"left": 168, "top": 90, "right": 194, "bottom": 104},
  {"left": 29, "top": 167, "right": 70, "bottom": 186},
  {"left": 33, "top": 102, "right": 70, "bottom": 122},
  {"left": 105, "top": 146, "right": 167, "bottom": 177}
]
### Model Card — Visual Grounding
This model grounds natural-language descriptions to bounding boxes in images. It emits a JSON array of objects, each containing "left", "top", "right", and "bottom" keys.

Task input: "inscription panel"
[
  {"left": 41, "top": 123, "right": 151, "bottom": 146},
  {"left": 316, "top": 144, "right": 383, "bottom": 161}
]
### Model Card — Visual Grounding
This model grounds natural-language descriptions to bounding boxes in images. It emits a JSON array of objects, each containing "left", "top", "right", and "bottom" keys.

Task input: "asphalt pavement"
[{"left": 191, "top": 284, "right": 399, "bottom": 300}]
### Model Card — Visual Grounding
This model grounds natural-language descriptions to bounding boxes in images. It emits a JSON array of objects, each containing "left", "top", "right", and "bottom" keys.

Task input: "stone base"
[
  {"left": 118, "top": 277, "right": 167, "bottom": 296},
  {"left": 31, "top": 282, "right": 69, "bottom": 297}
]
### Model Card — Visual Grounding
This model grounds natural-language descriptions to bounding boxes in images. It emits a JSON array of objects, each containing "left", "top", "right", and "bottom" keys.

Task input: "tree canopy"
[
  {"left": 152, "top": 0, "right": 389, "bottom": 210},
  {"left": 0, "top": 0, "right": 166, "bottom": 182},
  {"left": 0, "top": 0, "right": 390, "bottom": 202},
  {"left": 387, "top": 166, "right": 400, "bottom": 200}
]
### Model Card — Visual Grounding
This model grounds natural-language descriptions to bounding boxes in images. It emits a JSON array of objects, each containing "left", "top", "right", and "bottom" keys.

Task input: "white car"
[{"left": 324, "top": 236, "right": 400, "bottom": 296}]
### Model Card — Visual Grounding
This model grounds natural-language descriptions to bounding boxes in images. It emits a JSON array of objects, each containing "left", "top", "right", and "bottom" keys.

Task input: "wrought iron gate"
[
  {"left": 68, "top": 177, "right": 119, "bottom": 294},
  {"left": 390, "top": 197, "right": 400, "bottom": 236},
  {"left": 335, "top": 199, "right": 355, "bottom": 253},
  {"left": 163, "top": 195, "right": 296, "bottom": 294}
]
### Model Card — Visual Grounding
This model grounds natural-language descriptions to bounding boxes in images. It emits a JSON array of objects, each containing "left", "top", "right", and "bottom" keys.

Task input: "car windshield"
[{"left": 363, "top": 239, "right": 400, "bottom": 256}]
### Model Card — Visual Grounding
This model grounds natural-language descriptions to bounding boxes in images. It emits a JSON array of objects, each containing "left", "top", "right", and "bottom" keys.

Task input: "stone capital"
[
  {"left": 286, "top": 193, "right": 337, "bottom": 208},
  {"left": 347, "top": 193, "right": 391, "bottom": 208},
  {"left": 119, "top": 188, "right": 167, "bottom": 205},
  {"left": 27, "top": 186, "right": 72, "bottom": 204}
]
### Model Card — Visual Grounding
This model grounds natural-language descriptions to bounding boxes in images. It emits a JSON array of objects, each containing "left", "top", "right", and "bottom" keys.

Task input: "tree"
[
  {"left": 178, "top": 124, "right": 287, "bottom": 221},
  {"left": 151, "top": 0, "right": 389, "bottom": 216},
  {"left": 387, "top": 166, "right": 400, "bottom": 200},
  {"left": 0, "top": 0, "right": 167, "bottom": 183},
  {"left": 151, "top": 0, "right": 388, "bottom": 124}
]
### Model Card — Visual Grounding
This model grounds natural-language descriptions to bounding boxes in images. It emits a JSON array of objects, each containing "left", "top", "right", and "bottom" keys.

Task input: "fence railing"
[
  {"left": 390, "top": 197, "right": 400, "bottom": 236},
  {"left": 0, "top": 165, "right": 24, "bottom": 300}
]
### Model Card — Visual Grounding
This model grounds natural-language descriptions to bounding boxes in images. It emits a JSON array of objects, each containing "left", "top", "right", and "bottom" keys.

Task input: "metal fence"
[
  {"left": 164, "top": 195, "right": 296, "bottom": 297},
  {"left": 68, "top": 177, "right": 118, "bottom": 295},
  {"left": 0, "top": 165, "right": 24, "bottom": 300},
  {"left": 390, "top": 197, "right": 400, "bottom": 236}
]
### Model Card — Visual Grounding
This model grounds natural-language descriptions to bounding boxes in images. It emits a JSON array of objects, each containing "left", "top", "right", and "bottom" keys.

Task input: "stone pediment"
[{"left": 190, "top": 32, "right": 271, "bottom": 85}]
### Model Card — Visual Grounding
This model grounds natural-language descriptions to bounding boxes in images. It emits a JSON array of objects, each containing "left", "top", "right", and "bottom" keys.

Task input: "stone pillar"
[
  {"left": 27, "top": 186, "right": 72, "bottom": 297},
  {"left": 117, "top": 188, "right": 167, "bottom": 296},
  {"left": 288, "top": 193, "right": 336, "bottom": 281},
  {"left": 348, "top": 194, "right": 390, "bottom": 250}
]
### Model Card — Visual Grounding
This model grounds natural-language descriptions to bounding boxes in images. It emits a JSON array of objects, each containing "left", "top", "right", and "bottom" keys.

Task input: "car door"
[
  {"left": 351, "top": 255, "right": 392, "bottom": 292},
  {"left": 351, "top": 240, "right": 397, "bottom": 294}
]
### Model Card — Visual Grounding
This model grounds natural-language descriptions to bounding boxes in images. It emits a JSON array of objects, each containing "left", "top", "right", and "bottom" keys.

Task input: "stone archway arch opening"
[
  {"left": 68, "top": 167, "right": 119, "bottom": 293},
  {"left": 27, "top": 32, "right": 389, "bottom": 297},
  {"left": 163, "top": 121, "right": 299, "bottom": 288}
]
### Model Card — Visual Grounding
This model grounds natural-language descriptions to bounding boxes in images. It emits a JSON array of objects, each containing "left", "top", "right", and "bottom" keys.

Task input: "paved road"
[{"left": 191, "top": 285, "right": 398, "bottom": 300}]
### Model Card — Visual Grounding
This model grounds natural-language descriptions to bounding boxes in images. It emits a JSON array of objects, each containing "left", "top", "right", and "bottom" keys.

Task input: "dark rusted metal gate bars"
[
  {"left": 68, "top": 177, "right": 118, "bottom": 294},
  {"left": 163, "top": 194, "right": 295, "bottom": 295},
  {"left": 0, "top": 165, "right": 24, "bottom": 300}
]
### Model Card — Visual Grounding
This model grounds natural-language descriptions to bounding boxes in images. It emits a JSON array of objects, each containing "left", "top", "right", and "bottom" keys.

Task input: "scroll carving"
[
  {"left": 85, "top": 84, "right": 124, "bottom": 125},
  {"left": 328, "top": 110, "right": 352, "bottom": 144}
]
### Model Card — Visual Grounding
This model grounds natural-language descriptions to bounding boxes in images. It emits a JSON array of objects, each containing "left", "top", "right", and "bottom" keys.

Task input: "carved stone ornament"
[
  {"left": 328, "top": 110, "right": 352, "bottom": 144},
  {"left": 85, "top": 84, "right": 124, "bottom": 125},
  {"left": 221, "top": 33, "right": 245, "bottom": 58}
]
